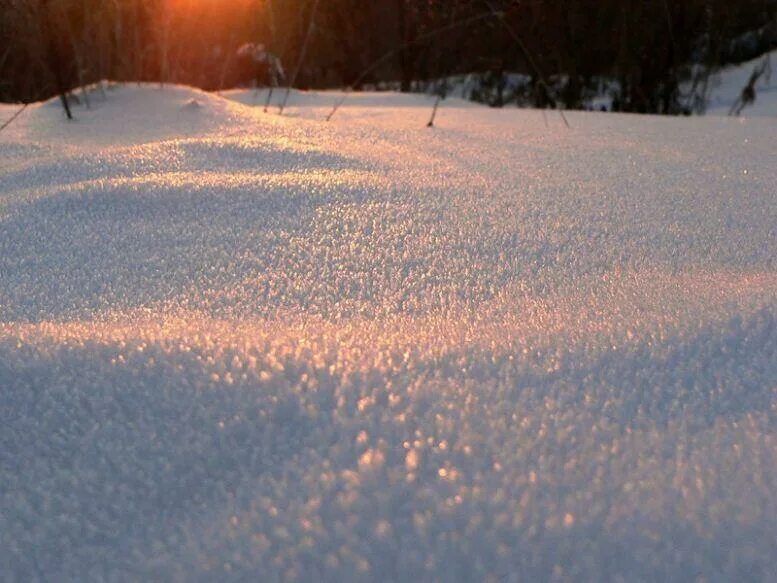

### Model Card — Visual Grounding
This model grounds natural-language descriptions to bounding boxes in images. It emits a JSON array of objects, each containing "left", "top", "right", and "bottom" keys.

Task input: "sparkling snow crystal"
[{"left": 0, "top": 86, "right": 775, "bottom": 581}]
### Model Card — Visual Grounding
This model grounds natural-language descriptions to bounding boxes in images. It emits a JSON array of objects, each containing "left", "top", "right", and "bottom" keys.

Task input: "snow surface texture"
[{"left": 1, "top": 85, "right": 776, "bottom": 581}]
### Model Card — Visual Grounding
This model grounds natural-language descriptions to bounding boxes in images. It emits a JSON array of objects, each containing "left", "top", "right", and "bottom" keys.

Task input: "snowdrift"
[{"left": 1, "top": 85, "right": 776, "bottom": 581}]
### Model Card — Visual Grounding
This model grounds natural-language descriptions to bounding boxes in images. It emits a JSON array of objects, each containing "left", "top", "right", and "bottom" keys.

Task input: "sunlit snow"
[{"left": 1, "top": 85, "right": 775, "bottom": 580}]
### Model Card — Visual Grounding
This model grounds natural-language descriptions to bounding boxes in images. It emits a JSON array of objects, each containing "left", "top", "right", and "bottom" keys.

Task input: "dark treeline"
[{"left": 1, "top": 0, "right": 776, "bottom": 113}]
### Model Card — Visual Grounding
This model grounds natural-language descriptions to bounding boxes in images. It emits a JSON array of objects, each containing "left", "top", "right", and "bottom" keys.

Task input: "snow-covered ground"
[
  {"left": 1, "top": 85, "right": 776, "bottom": 581},
  {"left": 705, "top": 50, "right": 776, "bottom": 116}
]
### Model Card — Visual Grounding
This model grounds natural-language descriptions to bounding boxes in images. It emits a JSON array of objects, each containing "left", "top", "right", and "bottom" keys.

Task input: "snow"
[
  {"left": 359, "top": 50, "right": 777, "bottom": 117},
  {"left": 704, "top": 50, "right": 777, "bottom": 117},
  {"left": 1, "top": 85, "right": 776, "bottom": 581}
]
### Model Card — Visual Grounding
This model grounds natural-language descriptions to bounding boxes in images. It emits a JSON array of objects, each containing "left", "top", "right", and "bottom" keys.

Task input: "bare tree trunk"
[
  {"left": 396, "top": 0, "right": 412, "bottom": 92},
  {"left": 159, "top": 2, "right": 171, "bottom": 88},
  {"left": 40, "top": 0, "right": 73, "bottom": 119},
  {"left": 134, "top": 0, "right": 144, "bottom": 83},
  {"left": 64, "top": 9, "right": 90, "bottom": 109},
  {"left": 262, "top": 0, "right": 277, "bottom": 111}
]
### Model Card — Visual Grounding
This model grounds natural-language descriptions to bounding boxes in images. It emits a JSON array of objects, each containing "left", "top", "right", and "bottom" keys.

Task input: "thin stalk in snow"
[
  {"left": 482, "top": 0, "right": 570, "bottom": 128},
  {"left": 279, "top": 0, "right": 320, "bottom": 115},
  {"left": 427, "top": 94, "right": 442, "bottom": 127},
  {"left": 0, "top": 103, "right": 28, "bottom": 133},
  {"left": 325, "top": 9, "right": 497, "bottom": 122}
]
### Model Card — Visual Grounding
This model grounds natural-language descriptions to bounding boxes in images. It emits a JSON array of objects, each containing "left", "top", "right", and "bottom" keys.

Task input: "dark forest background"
[{"left": 2, "top": 0, "right": 776, "bottom": 113}]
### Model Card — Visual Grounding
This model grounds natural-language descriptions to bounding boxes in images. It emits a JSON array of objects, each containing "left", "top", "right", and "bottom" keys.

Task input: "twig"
[
  {"left": 279, "top": 0, "right": 321, "bottom": 115},
  {"left": 264, "top": 86, "right": 275, "bottom": 112},
  {"left": 427, "top": 95, "right": 442, "bottom": 127},
  {"left": 729, "top": 57, "right": 770, "bottom": 116},
  {"left": 0, "top": 103, "right": 28, "bottom": 133},
  {"left": 264, "top": 0, "right": 278, "bottom": 112},
  {"left": 482, "top": 0, "right": 570, "bottom": 128},
  {"left": 325, "top": 9, "right": 497, "bottom": 122}
]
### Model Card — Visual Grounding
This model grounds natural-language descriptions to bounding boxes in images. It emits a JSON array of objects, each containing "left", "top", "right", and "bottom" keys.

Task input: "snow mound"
[
  {"left": 1, "top": 85, "right": 251, "bottom": 150},
  {"left": 181, "top": 97, "right": 204, "bottom": 111},
  {"left": 1, "top": 84, "right": 776, "bottom": 581}
]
